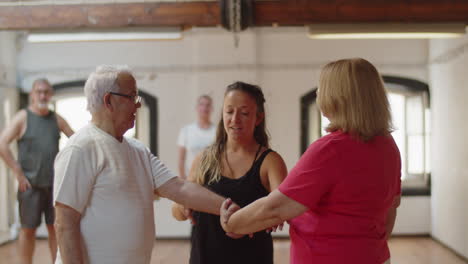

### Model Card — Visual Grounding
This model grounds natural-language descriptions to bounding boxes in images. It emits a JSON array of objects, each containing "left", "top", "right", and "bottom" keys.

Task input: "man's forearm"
[
  {"left": 162, "top": 178, "right": 224, "bottom": 215},
  {"left": 0, "top": 145, "right": 22, "bottom": 175},
  {"left": 56, "top": 224, "right": 84, "bottom": 264},
  {"left": 55, "top": 204, "right": 84, "bottom": 264},
  {"left": 181, "top": 181, "right": 224, "bottom": 215},
  {"left": 226, "top": 197, "right": 283, "bottom": 234}
]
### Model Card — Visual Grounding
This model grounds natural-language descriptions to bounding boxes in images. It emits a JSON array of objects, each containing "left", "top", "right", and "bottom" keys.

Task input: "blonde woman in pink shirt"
[{"left": 220, "top": 58, "right": 401, "bottom": 264}]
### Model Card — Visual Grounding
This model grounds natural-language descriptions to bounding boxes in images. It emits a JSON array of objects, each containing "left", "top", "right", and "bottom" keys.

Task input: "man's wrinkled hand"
[
  {"left": 220, "top": 198, "right": 239, "bottom": 229},
  {"left": 220, "top": 198, "right": 251, "bottom": 239},
  {"left": 220, "top": 198, "right": 232, "bottom": 230}
]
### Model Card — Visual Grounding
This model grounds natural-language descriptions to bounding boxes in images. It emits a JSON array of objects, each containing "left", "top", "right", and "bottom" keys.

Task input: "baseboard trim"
[
  {"left": 391, "top": 233, "right": 430, "bottom": 238},
  {"left": 431, "top": 236, "right": 468, "bottom": 262}
]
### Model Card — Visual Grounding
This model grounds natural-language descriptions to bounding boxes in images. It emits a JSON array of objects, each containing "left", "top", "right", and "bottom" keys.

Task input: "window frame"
[
  {"left": 52, "top": 80, "right": 159, "bottom": 155},
  {"left": 300, "top": 75, "right": 431, "bottom": 196}
]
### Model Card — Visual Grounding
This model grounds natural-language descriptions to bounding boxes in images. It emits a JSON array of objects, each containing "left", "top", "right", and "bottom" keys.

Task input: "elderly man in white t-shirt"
[{"left": 53, "top": 65, "right": 226, "bottom": 264}]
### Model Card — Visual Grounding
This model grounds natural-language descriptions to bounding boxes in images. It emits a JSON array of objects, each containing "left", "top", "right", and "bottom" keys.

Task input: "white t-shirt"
[
  {"left": 54, "top": 124, "right": 176, "bottom": 264},
  {"left": 177, "top": 122, "right": 216, "bottom": 175}
]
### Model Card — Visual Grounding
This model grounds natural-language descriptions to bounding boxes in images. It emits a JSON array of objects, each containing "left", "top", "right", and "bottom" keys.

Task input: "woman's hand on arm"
[{"left": 171, "top": 203, "right": 190, "bottom": 221}]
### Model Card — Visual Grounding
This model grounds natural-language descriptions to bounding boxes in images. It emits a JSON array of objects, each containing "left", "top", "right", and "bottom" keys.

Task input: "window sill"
[{"left": 401, "top": 186, "right": 431, "bottom": 196}]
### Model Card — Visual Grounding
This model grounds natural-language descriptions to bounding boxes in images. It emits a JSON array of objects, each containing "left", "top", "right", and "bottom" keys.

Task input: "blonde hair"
[
  {"left": 317, "top": 58, "right": 393, "bottom": 142},
  {"left": 194, "top": 82, "right": 269, "bottom": 185}
]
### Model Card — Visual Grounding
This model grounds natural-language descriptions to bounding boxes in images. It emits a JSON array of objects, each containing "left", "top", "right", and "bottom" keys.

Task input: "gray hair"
[
  {"left": 32, "top": 78, "right": 52, "bottom": 90},
  {"left": 84, "top": 65, "right": 133, "bottom": 113}
]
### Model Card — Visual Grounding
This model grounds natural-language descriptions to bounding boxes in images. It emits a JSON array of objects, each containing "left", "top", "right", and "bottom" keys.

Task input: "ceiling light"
[
  {"left": 27, "top": 28, "right": 182, "bottom": 43},
  {"left": 308, "top": 23, "right": 466, "bottom": 39}
]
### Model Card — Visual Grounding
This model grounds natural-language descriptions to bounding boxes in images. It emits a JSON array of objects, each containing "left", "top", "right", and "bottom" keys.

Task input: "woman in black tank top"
[{"left": 172, "top": 82, "right": 288, "bottom": 264}]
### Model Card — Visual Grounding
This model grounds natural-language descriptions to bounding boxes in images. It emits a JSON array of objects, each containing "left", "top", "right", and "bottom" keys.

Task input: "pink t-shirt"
[{"left": 279, "top": 131, "right": 401, "bottom": 264}]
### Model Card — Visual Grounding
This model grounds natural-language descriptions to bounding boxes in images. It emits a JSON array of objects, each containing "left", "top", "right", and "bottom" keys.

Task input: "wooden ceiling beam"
[
  {"left": 0, "top": 2, "right": 220, "bottom": 30},
  {"left": 0, "top": 1, "right": 467, "bottom": 30},
  {"left": 255, "top": 0, "right": 468, "bottom": 26}
]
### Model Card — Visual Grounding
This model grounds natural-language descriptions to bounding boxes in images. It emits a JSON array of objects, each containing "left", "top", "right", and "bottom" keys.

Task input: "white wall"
[
  {"left": 393, "top": 196, "right": 431, "bottom": 234},
  {"left": 429, "top": 35, "right": 468, "bottom": 259},
  {"left": 16, "top": 27, "right": 431, "bottom": 238},
  {"left": 0, "top": 31, "right": 18, "bottom": 243}
]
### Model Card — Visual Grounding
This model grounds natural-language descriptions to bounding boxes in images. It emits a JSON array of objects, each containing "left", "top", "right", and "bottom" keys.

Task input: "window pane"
[
  {"left": 388, "top": 92, "right": 406, "bottom": 179},
  {"left": 308, "top": 102, "right": 321, "bottom": 144},
  {"left": 320, "top": 114, "right": 330, "bottom": 136},
  {"left": 136, "top": 101, "right": 150, "bottom": 147},
  {"left": 56, "top": 97, "right": 90, "bottom": 149},
  {"left": 425, "top": 108, "right": 431, "bottom": 172},
  {"left": 407, "top": 96, "right": 423, "bottom": 134},
  {"left": 408, "top": 135, "right": 424, "bottom": 174},
  {"left": 56, "top": 96, "right": 135, "bottom": 150},
  {"left": 315, "top": 89, "right": 430, "bottom": 184},
  {"left": 56, "top": 97, "right": 90, "bottom": 131}
]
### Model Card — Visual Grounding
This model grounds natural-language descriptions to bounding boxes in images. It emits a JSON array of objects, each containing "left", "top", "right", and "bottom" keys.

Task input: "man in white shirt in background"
[
  {"left": 177, "top": 95, "right": 216, "bottom": 179},
  {"left": 53, "top": 65, "right": 226, "bottom": 264}
]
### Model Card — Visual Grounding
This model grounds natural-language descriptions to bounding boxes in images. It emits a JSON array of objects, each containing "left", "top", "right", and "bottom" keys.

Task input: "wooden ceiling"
[{"left": 0, "top": 0, "right": 467, "bottom": 30}]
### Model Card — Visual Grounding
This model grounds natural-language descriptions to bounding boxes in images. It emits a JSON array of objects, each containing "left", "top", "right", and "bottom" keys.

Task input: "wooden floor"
[{"left": 0, "top": 237, "right": 466, "bottom": 264}]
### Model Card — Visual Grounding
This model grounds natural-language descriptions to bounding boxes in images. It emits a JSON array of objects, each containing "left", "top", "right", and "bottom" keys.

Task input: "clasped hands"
[
  {"left": 180, "top": 198, "right": 283, "bottom": 239},
  {"left": 220, "top": 198, "right": 283, "bottom": 239}
]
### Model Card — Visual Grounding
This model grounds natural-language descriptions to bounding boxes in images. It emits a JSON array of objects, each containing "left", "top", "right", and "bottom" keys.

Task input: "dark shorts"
[{"left": 17, "top": 186, "right": 55, "bottom": 228}]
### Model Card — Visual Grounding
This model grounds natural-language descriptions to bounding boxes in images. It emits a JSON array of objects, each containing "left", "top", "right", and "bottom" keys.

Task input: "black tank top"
[{"left": 190, "top": 148, "right": 274, "bottom": 264}]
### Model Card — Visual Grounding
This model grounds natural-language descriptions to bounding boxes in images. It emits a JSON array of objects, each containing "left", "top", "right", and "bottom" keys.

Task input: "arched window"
[
  {"left": 300, "top": 76, "right": 430, "bottom": 194},
  {"left": 53, "top": 80, "right": 159, "bottom": 155}
]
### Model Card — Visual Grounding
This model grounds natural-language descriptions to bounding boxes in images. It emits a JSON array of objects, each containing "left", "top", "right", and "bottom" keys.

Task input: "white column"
[
  {"left": 0, "top": 88, "right": 19, "bottom": 242},
  {"left": 0, "top": 31, "right": 18, "bottom": 243}
]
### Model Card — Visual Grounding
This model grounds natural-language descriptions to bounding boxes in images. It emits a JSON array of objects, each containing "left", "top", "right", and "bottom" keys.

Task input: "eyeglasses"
[{"left": 109, "top": 92, "right": 142, "bottom": 104}]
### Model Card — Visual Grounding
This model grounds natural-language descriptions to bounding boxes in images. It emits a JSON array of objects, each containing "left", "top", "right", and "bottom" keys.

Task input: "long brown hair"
[
  {"left": 195, "top": 81, "right": 269, "bottom": 185},
  {"left": 317, "top": 58, "right": 393, "bottom": 142}
]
